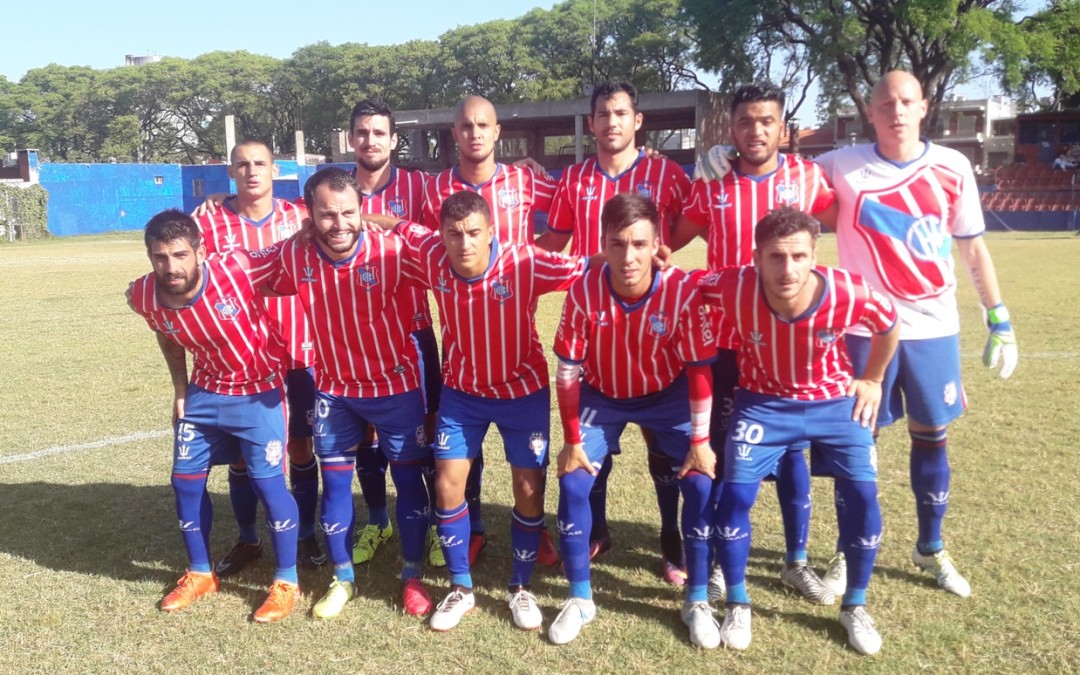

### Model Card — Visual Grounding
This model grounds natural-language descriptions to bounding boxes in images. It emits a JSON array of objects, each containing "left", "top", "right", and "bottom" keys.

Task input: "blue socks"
[
  {"left": 910, "top": 429, "right": 949, "bottom": 554},
  {"left": 250, "top": 473, "right": 299, "bottom": 585},
  {"left": 680, "top": 470, "right": 713, "bottom": 603},
  {"left": 436, "top": 502, "right": 473, "bottom": 588},
  {"left": 320, "top": 459, "right": 357, "bottom": 568},
  {"left": 171, "top": 472, "right": 213, "bottom": 572},
  {"left": 227, "top": 466, "right": 259, "bottom": 544},
  {"left": 835, "top": 478, "right": 881, "bottom": 607},
  {"left": 289, "top": 458, "right": 319, "bottom": 539},
  {"left": 355, "top": 439, "right": 389, "bottom": 528},
  {"left": 776, "top": 449, "right": 812, "bottom": 564},
  {"left": 466, "top": 451, "right": 485, "bottom": 535},
  {"left": 389, "top": 460, "right": 429, "bottom": 569},
  {"left": 510, "top": 509, "right": 544, "bottom": 587},
  {"left": 714, "top": 480, "right": 759, "bottom": 605},
  {"left": 559, "top": 468, "right": 596, "bottom": 595}
]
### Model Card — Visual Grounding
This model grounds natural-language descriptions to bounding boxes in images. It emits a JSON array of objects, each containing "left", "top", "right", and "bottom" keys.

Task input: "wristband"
[{"left": 987, "top": 304, "right": 1010, "bottom": 325}]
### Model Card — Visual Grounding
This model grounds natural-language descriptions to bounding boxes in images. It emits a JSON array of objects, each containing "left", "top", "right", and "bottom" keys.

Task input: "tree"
[{"left": 1008, "top": 0, "right": 1080, "bottom": 110}]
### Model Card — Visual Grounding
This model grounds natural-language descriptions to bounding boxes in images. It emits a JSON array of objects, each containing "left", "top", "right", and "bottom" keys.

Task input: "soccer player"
[
  {"left": 127, "top": 209, "right": 301, "bottom": 622},
  {"left": 345, "top": 99, "right": 443, "bottom": 569},
  {"left": 814, "top": 70, "right": 1019, "bottom": 598},
  {"left": 551, "top": 193, "right": 719, "bottom": 648},
  {"left": 394, "top": 190, "right": 587, "bottom": 632},
  {"left": 421, "top": 95, "right": 561, "bottom": 566},
  {"left": 193, "top": 139, "right": 325, "bottom": 576},
  {"left": 699, "top": 207, "right": 899, "bottom": 655},
  {"left": 669, "top": 82, "right": 837, "bottom": 604},
  {"left": 262, "top": 167, "right": 433, "bottom": 619},
  {"left": 537, "top": 80, "right": 694, "bottom": 584}
]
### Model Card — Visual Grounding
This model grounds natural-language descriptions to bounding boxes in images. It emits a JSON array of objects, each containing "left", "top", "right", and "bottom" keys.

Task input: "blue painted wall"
[{"left": 41, "top": 163, "right": 184, "bottom": 236}]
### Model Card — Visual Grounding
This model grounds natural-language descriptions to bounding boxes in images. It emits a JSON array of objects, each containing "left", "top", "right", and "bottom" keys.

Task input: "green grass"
[{"left": 1, "top": 232, "right": 1078, "bottom": 672}]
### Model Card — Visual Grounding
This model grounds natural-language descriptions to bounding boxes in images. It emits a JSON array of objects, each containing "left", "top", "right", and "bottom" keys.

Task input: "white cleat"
[
  {"left": 681, "top": 601, "right": 721, "bottom": 649},
  {"left": 429, "top": 588, "right": 476, "bottom": 632},
  {"left": 719, "top": 604, "right": 752, "bottom": 650},
  {"left": 822, "top": 552, "right": 848, "bottom": 598},
  {"left": 911, "top": 547, "right": 971, "bottom": 598},
  {"left": 840, "top": 605, "right": 883, "bottom": 655},
  {"left": 548, "top": 598, "right": 596, "bottom": 645},
  {"left": 507, "top": 587, "right": 543, "bottom": 631}
]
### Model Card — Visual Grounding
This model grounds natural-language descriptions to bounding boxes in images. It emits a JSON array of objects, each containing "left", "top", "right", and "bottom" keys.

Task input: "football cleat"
[
  {"left": 507, "top": 587, "right": 543, "bottom": 631},
  {"left": 253, "top": 580, "right": 299, "bottom": 623},
  {"left": 780, "top": 561, "right": 835, "bottom": 605},
  {"left": 537, "top": 529, "right": 560, "bottom": 567},
  {"left": 214, "top": 540, "right": 262, "bottom": 577},
  {"left": 548, "top": 597, "right": 596, "bottom": 645},
  {"left": 911, "top": 547, "right": 971, "bottom": 598},
  {"left": 430, "top": 587, "right": 476, "bottom": 631},
  {"left": 707, "top": 564, "right": 726, "bottom": 603},
  {"left": 312, "top": 579, "right": 354, "bottom": 619},
  {"left": 681, "top": 600, "right": 721, "bottom": 649},
  {"left": 661, "top": 557, "right": 688, "bottom": 587},
  {"left": 719, "top": 604, "right": 752, "bottom": 650},
  {"left": 403, "top": 578, "right": 434, "bottom": 616},
  {"left": 588, "top": 533, "right": 612, "bottom": 560},
  {"left": 352, "top": 523, "right": 394, "bottom": 565},
  {"left": 822, "top": 552, "right": 848, "bottom": 598},
  {"left": 298, "top": 535, "right": 327, "bottom": 570},
  {"left": 468, "top": 532, "right": 487, "bottom": 566},
  {"left": 840, "top": 605, "right": 883, "bottom": 655},
  {"left": 161, "top": 571, "right": 219, "bottom": 612},
  {"left": 427, "top": 525, "right": 446, "bottom": 568}
]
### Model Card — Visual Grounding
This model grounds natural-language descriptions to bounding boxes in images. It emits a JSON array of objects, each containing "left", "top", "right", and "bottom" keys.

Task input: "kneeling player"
[
  {"left": 551, "top": 193, "right": 719, "bottom": 648},
  {"left": 698, "top": 207, "right": 899, "bottom": 655}
]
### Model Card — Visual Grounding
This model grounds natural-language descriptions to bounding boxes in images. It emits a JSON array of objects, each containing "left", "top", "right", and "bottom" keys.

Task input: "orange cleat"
[
  {"left": 537, "top": 528, "right": 561, "bottom": 567},
  {"left": 468, "top": 532, "right": 487, "bottom": 566},
  {"left": 402, "top": 578, "right": 434, "bottom": 616},
  {"left": 161, "top": 571, "right": 219, "bottom": 612},
  {"left": 253, "top": 580, "right": 299, "bottom": 623}
]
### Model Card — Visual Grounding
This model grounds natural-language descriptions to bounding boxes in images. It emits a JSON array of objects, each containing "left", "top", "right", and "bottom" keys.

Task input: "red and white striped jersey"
[
  {"left": 422, "top": 164, "right": 556, "bottom": 245},
  {"left": 548, "top": 150, "right": 692, "bottom": 256},
  {"left": 196, "top": 199, "right": 313, "bottom": 370},
  {"left": 264, "top": 234, "right": 422, "bottom": 398},
  {"left": 683, "top": 154, "right": 836, "bottom": 350},
  {"left": 554, "top": 266, "right": 717, "bottom": 399},
  {"left": 397, "top": 221, "right": 586, "bottom": 399},
  {"left": 353, "top": 165, "right": 434, "bottom": 332},
  {"left": 129, "top": 253, "right": 286, "bottom": 396},
  {"left": 696, "top": 266, "right": 897, "bottom": 400}
]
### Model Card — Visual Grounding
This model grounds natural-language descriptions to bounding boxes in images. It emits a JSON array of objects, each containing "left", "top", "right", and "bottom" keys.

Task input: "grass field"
[{"left": 1, "top": 231, "right": 1078, "bottom": 673}]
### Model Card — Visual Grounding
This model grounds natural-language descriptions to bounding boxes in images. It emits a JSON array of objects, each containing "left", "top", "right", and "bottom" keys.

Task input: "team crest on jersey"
[
  {"left": 582, "top": 185, "right": 599, "bottom": 202},
  {"left": 357, "top": 265, "right": 380, "bottom": 289},
  {"left": 264, "top": 439, "right": 283, "bottom": 467},
  {"left": 434, "top": 273, "right": 451, "bottom": 294},
  {"left": 214, "top": 297, "right": 241, "bottom": 321},
  {"left": 161, "top": 319, "right": 181, "bottom": 336},
  {"left": 647, "top": 311, "right": 670, "bottom": 337},
  {"left": 497, "top": 189, "right": 521, "bottom": 209},
  {"left": 714, "top": 192, "right": 731, "bottom": 209},
  {"left": 387, "top": 199, "right": 407, "bottom": 218},
  {"left": 943, "top": 381, "right": 958, "bottom": 406},
  {"left": 490, "top": 278, "right": 514, "bottom": 303},
  {"left": 815, "top": 329, "right": 841, "bottom": 347},
  {"left": 775, "top": 182, "right": 801, "bottom": 205},
  {"left": 529, "top": 432, "right": 546, "bottom": 458},
  {"left": 301, "top": 265, "right": 318, "bottom": 283},
  {"left": 746, "top": 330, "right": 765, "bottom": 347},
  {"left": 221, "top": 233, "right": 240, "bottom": 252},
  {"left": 635, "top": 182, "right": 655, "bottom": 199}
]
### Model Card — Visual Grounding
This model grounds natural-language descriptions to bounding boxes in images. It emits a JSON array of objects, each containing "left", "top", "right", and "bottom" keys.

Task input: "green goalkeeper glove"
[{"left": 982, "top": 304, "right": 1017, "bottom": 379}]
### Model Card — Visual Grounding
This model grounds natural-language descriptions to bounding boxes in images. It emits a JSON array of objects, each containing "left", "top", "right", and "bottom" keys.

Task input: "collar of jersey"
[
  {"left": 593, "top": 148, "right": 646, "bottom": 181},
  {"left": 358, "top": 165, "right": 398, "bottom": 198},
  {"left": 604, "top": 263, "right": 662, "bottom": 311},
  {"left": 315, "top": 234, "right": 365, "bottom": 267},
  {"left": 873, "top": 138, "right": 931, "bottom": 169},
  {"left": 732, "top": 153, "right": 786, "bottom": 183},
  {"left": 158, "top": 261, "right": 210, "bottom": 309},
  {"left": 758, "top": 267, "right": 829, "bottom": 324},
  {"left": 451, "top": 163, "right": 503, "bottom": 190},
  {"left": 451, "top": 237, "right": 501, "bottom": 283},
  {"left": 223, "top": 199, "right": 275, "bottom": 228}
]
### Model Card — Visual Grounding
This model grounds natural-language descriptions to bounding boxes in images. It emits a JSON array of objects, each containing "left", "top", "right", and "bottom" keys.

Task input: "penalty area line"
[{"left": 0, "top": 430, "right": 171, "bottom": 466}]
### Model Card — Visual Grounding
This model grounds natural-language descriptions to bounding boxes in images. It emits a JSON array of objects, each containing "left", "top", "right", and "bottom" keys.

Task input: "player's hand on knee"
[
  {"left": 679, "top": 441, "right": 716, "bottom": 479},
  {"left": 557, "top": 443, "right": 596, "bottom": 477},
  {"left": 982, "top": 304, "right": 1018, "bottom": 379},
  {"left": 847, "top": 379, "right": 882, "bottom": 430},
  {"left": 191, "top": 193, "right": 230, "bottom": 217}
]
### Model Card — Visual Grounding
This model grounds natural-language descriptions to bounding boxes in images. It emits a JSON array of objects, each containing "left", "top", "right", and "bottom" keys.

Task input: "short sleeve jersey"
[
  {"left": 352, "top": 165, "right": 434, "bottom": 332},
  {"left": 265, "top": 234, "right": 421, "bottom": 398},
  {"left": 548, "top": 150, "right": 692, "bottom": 257},
  {"left": 684, "top": 154, "right": 836, "bottom": 350},
  {"left": 129, "top": 253, "right": 286, "bottom": 396},
  {"left": 697, "top": 266, "right": 898, "bottom": 400},
  {"left": 815, "top": 142, "right": 984, "bottom": 339},
  {"left": 398, "top": 221, "right": 585, "bottom": 398},
  {"left": 554, "top": 265, "right": 717, "bottom": 399},
  {"left": 422, "top": 163, "right": 556, "bottom": 245},
  {"left": 196, "top": 198, "right": 312, "bottom": 370}
]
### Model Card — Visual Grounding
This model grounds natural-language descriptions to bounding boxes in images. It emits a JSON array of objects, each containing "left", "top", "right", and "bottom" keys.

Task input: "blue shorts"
[
  {"left": 580, "top": 375, "right": 694, "bottom": 474},
  {"left": 285, "top": 367, "right": 316, "bottom": 439},
  {"left": 173, "top": 384, "right": 287, "bottom": 478},
  {"left": 411, "top": 326, "right": 442, "bottom": 415},
  {"left": 313, "top": 389, "right": 427, "bottom": 462},
  {"left": 435, "top": 387, "right": 550, "bottom": 469},
  {"left": 846, "top": 334, "right": 966, "bottom": 428},
  {"left": 724, "top": 390, "right": 877, "bottom": 484}
]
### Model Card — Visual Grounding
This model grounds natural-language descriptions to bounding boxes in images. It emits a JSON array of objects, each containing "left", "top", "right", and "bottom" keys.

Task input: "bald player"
[{"left": 814, "top": 70, "right": 1018, "bottom": 599}]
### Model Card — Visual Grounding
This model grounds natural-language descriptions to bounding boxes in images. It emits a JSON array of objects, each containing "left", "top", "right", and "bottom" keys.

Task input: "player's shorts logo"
[
  {"left": 264, "top": 439, "right": 283, "bottom": 467},
  {"left": 436, "top": 432, "right": 451, "bottom": 451},
  {"left": 529, "top": 432, "right": 546, "bottom": 458},
  {"left": 775, "top": 182, "right": 801, "bottom": 205},
  {"left": 177, "top": 444, "right": 191, "bottom": 460},
  {"left": 734, "top": 443, "right": 753, "bottom": 461},
  {"left": 497, "top": 188, "right": 521, "bottom": 209},
  {"left": 490, "top": 278, "right": 514, "bottom": 303},
  {"left": 943, "top": 381, "right": 957, "bottom": 406},
  {"left": 635, "top": 182, "right": 655, "bottom": 199},
  {"left": 815, "top": 329, "right": 841, "bottom": 347},
  {"left": 357, "top": 266, "right": 380, "bottom": 289},
  {"left": 214, "top": 297, "right": 241, "bottom": 321},
  {"left": 388, "top": 199, "right": 406, "bottom": 217},
  {"left": 714, "top": 192, "right": 731, "bottom": 209},
  {"left": 162, "top": 319, "right": 181, "bottom": 336},
  {"left": 647, "top": 311, "right": 669, "bottom": 337}
]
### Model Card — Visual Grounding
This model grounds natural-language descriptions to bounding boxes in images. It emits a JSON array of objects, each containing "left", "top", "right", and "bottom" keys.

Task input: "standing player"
[
  {"left": 814, "top": 70, "right": 1018, "bottom": 598},
  {"left": 551, "top": 193, "right": 719, "bottom": 648},
  {"left": 669, "top": 82, "right": 837, "bottom": 603},
  {"left": 345, "top": 99, "right": 443, "bottom": 569},
  {"left": 263, "top": 167, "right": 433, "bottom": 619},
  {"left": 537, "top": 81, "right": 694, "bottom": 584},
  {"left": 127, "top": 209, "right": 300, "bottom": 622},
  {"left": 394, "top": 191, "right": 587, "bottom": 633},
  {"left": 699, "top": 207, "right": 899, "bottom": 655},
  {"left": 422, "top": 95, "right": 561, "bottom": 566},
  {"left": 193, "top": 139, "right": 324, "bottom": 576}
]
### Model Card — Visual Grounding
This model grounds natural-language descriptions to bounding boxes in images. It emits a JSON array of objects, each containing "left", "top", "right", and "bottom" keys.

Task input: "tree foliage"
[{"left": 1006, "top": 0, "right": 1080, "bottom": 110}]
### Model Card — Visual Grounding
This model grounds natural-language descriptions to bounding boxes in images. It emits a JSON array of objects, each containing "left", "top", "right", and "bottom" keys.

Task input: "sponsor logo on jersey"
[
  {"left": 746, "top": 330, "right": 765, "bottom": 347},
  {"left": 592, "top": 310, "right": 610, "bottom": 327},
  {"left": 301, "top": 265, "right": 318, "bottom": 283},
  {"left": 775, "top": 182, "right": 801, "bottom": 205},
  {"left": 714, "top": 192, "right": 731, "bottom": 209},
  {"left": 943, "top": 381, "right": 957, "bottom": 406},
  {"left": 490, "top": 278, "right": 514, "bottom": 303},
  {"left": 357, "top": 265, "right": 380, "bottom": 289},
  {"left": 497, "top": 188, "right": 521, "bottom": 209},
  {"left": 635, "top": 182, "right": 655, "bottom": 200},
  {"left": 434, "top": 273, "right": 451, "bottom": 294},
  {"left": 858, "top": 167, "right": 873, "bottom": 181},
  {"left": 264, "top": 439, "right": 283, "bottom": 467},
  {"left": 214, "top": 297, "right": 241, "bottom": 321},
  {"left": 529, "top": 432, "right": 546, "bottom": 458},
  {"left": 815, "top": 329, "right": 842, "bottom": 347},
  {"left": 647, "top": 311, "right": 669, "bottom": 337},
  {"left": 387, "top": 199, "right": 406, "bottom": 218},
  {"left": 162, "top": 319, "right": 181, "bottom": 336},
  {"left": 222, "top": 233, "right": 240, "bottom": 252},
  {"left": 582, "top": 185, "right": 599, "bottom": 202}
]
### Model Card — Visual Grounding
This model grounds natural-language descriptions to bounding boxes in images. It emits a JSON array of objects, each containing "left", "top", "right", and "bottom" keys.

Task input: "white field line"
[{"left": 0, "top": 430, "right": 170, "bottom": 465}]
